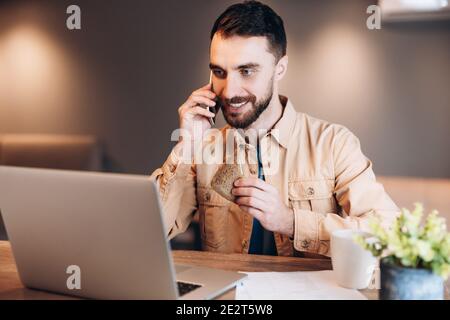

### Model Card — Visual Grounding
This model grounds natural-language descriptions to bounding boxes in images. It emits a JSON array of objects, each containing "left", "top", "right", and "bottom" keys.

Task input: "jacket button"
[
  {"left": 205, "top": 192, "right": 211, "bottom": 202},
  {"left": 242, "top": 240, "right": 248, "bottom": 250},
  {"left": 306, "top": 187, "right": 315, "bottom": 196},
  {"left": 250, "top": 167, "right": 257, "bottom": 175},
  {"left": 301, "top": 239, "right": 310, "bottom": 249}
]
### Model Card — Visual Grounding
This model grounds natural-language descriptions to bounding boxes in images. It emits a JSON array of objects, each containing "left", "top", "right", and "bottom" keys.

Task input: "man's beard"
[{"left": 219, "top": 81, "right": 274, "bottom": 129}]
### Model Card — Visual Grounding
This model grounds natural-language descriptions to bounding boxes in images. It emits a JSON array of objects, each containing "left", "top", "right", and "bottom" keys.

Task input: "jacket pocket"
[
  {"left": 288, "top": 179, "right": 337, "bottom": 214},
  {"left": 197, "top": 187, "right": 230, "bottom": 248}
]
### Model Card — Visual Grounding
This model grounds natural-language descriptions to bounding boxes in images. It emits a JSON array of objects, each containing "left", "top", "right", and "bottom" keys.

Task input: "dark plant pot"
[{"left": 380, "top": 258, "right": 444, "bottom": 300}]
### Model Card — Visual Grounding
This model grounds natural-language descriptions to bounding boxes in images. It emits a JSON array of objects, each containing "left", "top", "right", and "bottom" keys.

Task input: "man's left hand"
[{"left": 232, "top": 177, "right": 294, "bottom": 237}]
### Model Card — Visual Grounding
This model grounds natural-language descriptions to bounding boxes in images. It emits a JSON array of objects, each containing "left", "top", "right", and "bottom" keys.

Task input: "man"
[{"left": 151, "top": 1, "right": 398, "bottom": 257}]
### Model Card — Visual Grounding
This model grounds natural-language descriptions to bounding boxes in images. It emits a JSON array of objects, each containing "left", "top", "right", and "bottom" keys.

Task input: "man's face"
[{"left": 210, "top": 33, "right": 277, "bottom": 129}]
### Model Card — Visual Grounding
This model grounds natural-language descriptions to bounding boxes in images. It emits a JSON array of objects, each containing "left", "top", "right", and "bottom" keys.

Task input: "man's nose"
[{"left": 222, "top": 76, "right": 243, "bottom": 100}]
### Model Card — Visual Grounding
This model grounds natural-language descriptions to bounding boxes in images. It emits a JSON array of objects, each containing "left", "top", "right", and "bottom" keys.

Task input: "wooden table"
[{"left": 0, "top": 241, "right": 447, "bottom": 300}]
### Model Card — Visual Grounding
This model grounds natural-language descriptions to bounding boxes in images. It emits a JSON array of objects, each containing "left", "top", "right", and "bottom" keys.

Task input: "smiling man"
[{"left": 151, "top": 1, "right": 398, "bottom": 257}]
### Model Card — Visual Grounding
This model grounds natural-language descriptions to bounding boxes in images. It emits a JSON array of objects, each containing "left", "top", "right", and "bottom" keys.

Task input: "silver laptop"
[{"left": 0, "top": 166, "right": 245, "bottom": 299}]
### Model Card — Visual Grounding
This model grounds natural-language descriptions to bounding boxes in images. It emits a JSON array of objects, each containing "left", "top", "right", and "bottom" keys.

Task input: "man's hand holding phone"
[{"left": 175, "top": 83, "right": 218, "bottom": 159}]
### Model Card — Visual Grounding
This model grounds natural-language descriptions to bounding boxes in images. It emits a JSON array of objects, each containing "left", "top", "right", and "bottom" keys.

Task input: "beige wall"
[{"left": 0, "top": 0, "right": 449, "bottom": 177}]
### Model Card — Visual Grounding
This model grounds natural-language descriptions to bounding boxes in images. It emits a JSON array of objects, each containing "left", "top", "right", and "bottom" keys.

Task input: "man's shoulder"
[{"left": 294, "top": 111, "right": 355, "bottom": 143}]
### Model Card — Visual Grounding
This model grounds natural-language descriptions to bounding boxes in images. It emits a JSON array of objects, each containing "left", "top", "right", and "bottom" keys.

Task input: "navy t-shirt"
[{"left": 248, "top": 143, "right": 277, "bottom": 256}]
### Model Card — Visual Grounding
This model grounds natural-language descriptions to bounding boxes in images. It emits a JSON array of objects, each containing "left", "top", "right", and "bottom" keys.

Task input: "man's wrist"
[{"left": 281, "top": 207, "right": 295, "bottom": 238}]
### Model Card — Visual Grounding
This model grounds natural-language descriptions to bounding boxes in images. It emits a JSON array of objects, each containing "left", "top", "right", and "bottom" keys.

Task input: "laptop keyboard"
[{"left": 177, "top": 281, "right": 202, "bottom": 296}]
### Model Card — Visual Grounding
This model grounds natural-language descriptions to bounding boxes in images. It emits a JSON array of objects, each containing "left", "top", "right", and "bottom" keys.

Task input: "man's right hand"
[
  {"left": 178, "top": 83, "right": 217, "bottom": 141},
  {"left": 174, "top": 83, "right": 217, "bottom": 160}
]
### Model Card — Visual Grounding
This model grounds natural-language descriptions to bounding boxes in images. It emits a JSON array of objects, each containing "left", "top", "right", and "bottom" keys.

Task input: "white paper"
[{"left": 235, "top": 270, "right": 367, "bottom": 300}]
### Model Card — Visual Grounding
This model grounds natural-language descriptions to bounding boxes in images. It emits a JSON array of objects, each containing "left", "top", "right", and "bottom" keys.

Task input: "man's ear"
[{"left": 275, "top": 55, "right": 288, "bottom": 81}]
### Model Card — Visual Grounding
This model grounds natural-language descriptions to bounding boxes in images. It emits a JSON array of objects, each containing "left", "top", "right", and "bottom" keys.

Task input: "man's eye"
[
  {"left": 240, "top": 69, "right": 254, "bottom": 77},
  {"left": 213, "top": 69, "right": 225, "bottom": 78}
]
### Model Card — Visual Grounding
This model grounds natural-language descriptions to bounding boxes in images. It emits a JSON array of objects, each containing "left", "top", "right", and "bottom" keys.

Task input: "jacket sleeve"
[
  {"left": 292, "top": 127, "right": 399, "bottom": 256},
  {"left": 149, "top": 145, "right": 198, "bottom": 240}
]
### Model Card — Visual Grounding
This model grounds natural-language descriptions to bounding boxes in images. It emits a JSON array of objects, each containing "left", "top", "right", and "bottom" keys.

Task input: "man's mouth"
[
  {"left": 229, "top": 101, "right": 247, "bottom": 108},
  {"left": 226, "top": 101, "right": 249, "bottom": 113}
]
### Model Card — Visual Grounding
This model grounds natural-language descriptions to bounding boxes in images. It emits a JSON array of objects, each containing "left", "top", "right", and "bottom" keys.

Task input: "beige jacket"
[{"left": 150, "top": 96, "right": 399, "bottom": 257}]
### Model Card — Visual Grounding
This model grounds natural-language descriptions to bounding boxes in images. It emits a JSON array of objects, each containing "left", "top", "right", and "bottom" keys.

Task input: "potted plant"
[{"left": 355, "top": 203, "right": 449, "bottom": 300}]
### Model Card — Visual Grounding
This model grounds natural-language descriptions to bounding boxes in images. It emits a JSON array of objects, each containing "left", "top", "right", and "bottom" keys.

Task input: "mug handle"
[{"left": 367, "top": 265, "right": 380, "bottom": 290}]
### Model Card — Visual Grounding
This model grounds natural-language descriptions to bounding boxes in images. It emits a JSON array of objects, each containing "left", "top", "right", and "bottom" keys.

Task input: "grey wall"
[{"left": 0, "top": 0, "right": 449, "bottom": 177}]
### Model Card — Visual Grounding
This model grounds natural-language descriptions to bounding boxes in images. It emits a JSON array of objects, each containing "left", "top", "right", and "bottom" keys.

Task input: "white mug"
[{"left": 331, "top": 229, "right": 377, "bottom": 289}]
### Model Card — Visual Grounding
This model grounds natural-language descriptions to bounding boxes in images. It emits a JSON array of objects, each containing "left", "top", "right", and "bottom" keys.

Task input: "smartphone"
[{"left": 204, "top": 71, "right": 219, "bottom": 126}]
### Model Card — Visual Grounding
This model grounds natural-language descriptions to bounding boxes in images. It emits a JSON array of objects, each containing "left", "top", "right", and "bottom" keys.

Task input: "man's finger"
[
  {"left": 231, "top": 186, "right": 266, "bottom": 201},
  {"left": 192, "top": 89, "right": 216, "bottom": 100},
  {"left": 198, "top": 82, "right": 212, "bottom": 90},
  {"left": 189, "top": 106, "right": 215, "bottom": 118},
  {"left": 235, "top": 196, "right": 266, "bottom": 212},
  {"left": 238, "top": 205, "right": 264, "bottom": 221},
  {"left": 234, "top": 177, "right": 274, "bottom": 192},
  {"left": 189, "top": 95, "right": 216, "bottom": 107}
]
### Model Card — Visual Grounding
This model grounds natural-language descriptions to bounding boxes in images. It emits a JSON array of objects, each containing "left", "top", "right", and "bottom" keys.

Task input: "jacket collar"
[{"left": 271, "top": 95, "right": 296, "bottom": 149}]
